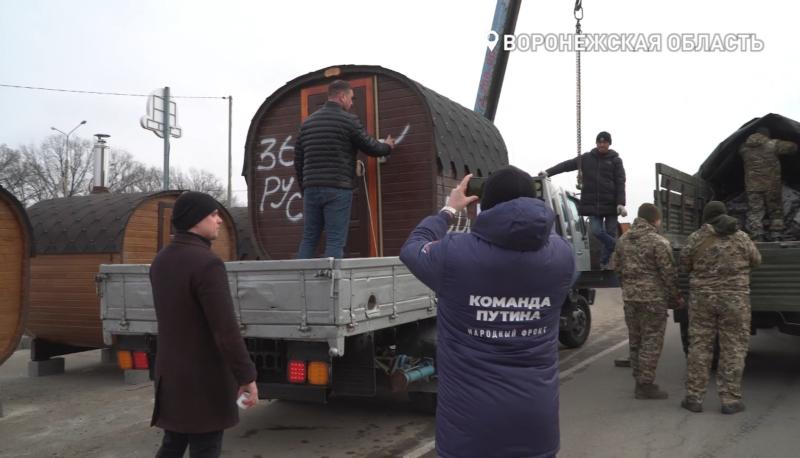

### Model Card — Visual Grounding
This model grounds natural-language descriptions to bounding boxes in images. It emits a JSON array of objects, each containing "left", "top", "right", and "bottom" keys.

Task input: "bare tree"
[
  {"left": 1, "top": 135, "right": 232, "bottom": 207},
  {"left": 0, "top": 145, "right": 27, "bottom": 201},
  {"left": 17, "top": 135, "right": 94, "bottom": 203},
  {"left": 107, "top": 150, "right": 163, "bottom": 194},
  {"left": 169, "top": 168, "right": 226, "bottom": 201}
]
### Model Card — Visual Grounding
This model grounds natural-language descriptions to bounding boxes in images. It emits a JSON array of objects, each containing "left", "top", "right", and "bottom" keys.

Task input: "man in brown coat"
[{"left": 150, "top": 191, "right": 258, "bottom": 457}]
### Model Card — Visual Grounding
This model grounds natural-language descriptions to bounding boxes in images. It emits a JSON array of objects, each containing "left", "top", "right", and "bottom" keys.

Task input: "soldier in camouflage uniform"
[
  {"left": 739, "top": 127, "right": 797, "bottom": 241},
  {"left": 613, "top": 203, "right": 682, "bottom": 399},
  {"left": 679, "top": 201, "right": 761, "bottom": 415}
]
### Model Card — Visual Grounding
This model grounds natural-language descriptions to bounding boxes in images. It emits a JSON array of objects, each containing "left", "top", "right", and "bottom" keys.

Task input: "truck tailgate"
[{"left": 99, "top": 257, "right": 436, "bottom": 351}]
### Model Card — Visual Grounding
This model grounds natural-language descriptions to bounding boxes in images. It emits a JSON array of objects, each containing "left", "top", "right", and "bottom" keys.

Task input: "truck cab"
[{"left": 532, "top": 175, "right": 625, "bottom": 348}]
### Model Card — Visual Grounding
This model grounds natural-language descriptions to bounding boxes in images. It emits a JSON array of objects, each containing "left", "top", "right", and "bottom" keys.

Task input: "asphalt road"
[{"left": 1, "top": 289, "right": 798, "bottom": 458}]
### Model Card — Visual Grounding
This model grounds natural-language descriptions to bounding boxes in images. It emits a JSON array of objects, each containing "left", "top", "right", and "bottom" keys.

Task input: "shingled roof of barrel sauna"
[
  {"left": 25, "top": 191, "right": 237, "bottom": 352},
  {"left": 243, "top": 65, "right": 508, "bottom": 260},
  {"left": 228, "top": 206, "right": 266, "bottom": 260},
  {"left": 0, "top": 185, "right": 33, "bottom": 365}
]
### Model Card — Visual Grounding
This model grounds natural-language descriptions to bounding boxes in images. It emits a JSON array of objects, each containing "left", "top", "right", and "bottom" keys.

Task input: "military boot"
[
  {"left": 681, "top": 396, "right": 703, "bottom": 413},
  {"left": 721, "top": 401, "right": 746, "bottom": 415},
  {"left": 635, "top": 383, "right": 668, "bottom": 400}
]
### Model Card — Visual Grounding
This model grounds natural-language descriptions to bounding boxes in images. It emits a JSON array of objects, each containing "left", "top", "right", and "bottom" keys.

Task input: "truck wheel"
[
  {"left": 559, "top": 295, "right": 591, "bottom": 348},
  {"left": 409, "top": 392, "right": 437, "bottom": 415}
]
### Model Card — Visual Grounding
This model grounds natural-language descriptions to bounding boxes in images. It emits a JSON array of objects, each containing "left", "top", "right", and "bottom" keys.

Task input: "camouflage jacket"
[
  {"left": 613, "top": 218, "right": 679, "bottom": 304},
  {"left": 679, "top": 218, "right": 762, "bottom": 294},
  {"left": 739, "top": 132, "right": 797, "bottom": 192}
]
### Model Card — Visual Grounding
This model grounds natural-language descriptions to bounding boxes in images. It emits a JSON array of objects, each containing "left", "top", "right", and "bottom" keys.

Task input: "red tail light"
[
  {"left": 288, "top": 360, "right": 306, "bottom": 384},
  {"left": 132, "top": 351, "right": 149, "bottom": 370}
]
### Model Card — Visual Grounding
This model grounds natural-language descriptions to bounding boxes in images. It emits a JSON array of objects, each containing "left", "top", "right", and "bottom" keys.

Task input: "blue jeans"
[
  {"left": 297, "top": 186, "right": 353, "bottom": 259},
  {"left": 589, "top": 215, "right": 618, "bottom": 265}
]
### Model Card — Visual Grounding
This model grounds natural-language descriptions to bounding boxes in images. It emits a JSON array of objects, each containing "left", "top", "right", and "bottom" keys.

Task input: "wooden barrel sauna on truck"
[{"left": 243, "top": 64, "right": 509, "bottom": 259}]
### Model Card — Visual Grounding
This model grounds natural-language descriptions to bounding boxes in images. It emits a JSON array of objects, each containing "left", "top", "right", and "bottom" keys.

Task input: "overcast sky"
[{"left": 2, "top": 0, "right": 798, "bottom": 218}]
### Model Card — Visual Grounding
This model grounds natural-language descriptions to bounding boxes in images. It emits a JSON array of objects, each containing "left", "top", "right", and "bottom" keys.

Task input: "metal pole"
[
  {"left": 162, "top": 86, "right": 171, "bottom": 190},
  {"left": 51, "top": 120, "right": 86, "bottom": 197},
  {"left": 63, "top": 133, "right": 70, "bottom": 197},
  {"left": 227, "top": 95, "right": 233, "bottom": 206}
]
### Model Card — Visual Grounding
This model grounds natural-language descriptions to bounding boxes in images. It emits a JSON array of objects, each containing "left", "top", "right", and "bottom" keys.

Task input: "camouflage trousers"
[
  {"left": 685, "top": 292, "right": 751, "bottom": 404},
  {"left": 746, "top": 190, "right": 783, "bottom": 239},
  {"left": 623, "top": 301, "right": 668, "bottom": 385}
]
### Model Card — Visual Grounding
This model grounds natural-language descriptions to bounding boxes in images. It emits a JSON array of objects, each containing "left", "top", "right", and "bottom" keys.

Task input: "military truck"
[{"left": 654, "top": 113, "right": 800, "bottom": 351}]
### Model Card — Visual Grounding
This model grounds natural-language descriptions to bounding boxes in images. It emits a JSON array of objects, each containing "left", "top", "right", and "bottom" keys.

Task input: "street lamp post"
[{"left": 51, "top": 120, "right": 87, "bottom": 197}]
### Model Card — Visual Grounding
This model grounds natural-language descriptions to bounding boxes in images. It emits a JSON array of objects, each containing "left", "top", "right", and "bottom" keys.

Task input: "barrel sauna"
[
  {"left": 0, "top": 185, "right": 33, "bottom": 366},
  {"left": 25, "top": 191, "right": 237, "bottom": 358},
  {"left": 243, "top": 65, "right": 509, "bottom": 259},
  {"left": 228, "top": 207, "right": 266, "bottom": 260}
]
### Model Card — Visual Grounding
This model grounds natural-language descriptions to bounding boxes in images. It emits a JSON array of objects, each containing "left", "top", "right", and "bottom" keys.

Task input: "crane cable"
[{"left": 574, "top": 0, "right": 584, "bottom": 190}]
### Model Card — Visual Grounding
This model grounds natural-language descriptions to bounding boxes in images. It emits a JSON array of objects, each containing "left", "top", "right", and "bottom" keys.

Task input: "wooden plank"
[
  {"left": 31, "top": 254, "right": 114, "bottom": 268},
  {"left": 0, "top": 194, "right": 27, "bottom": 364}
]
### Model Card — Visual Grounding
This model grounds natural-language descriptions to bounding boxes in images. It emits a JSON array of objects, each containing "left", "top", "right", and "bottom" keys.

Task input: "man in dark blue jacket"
[
  {"left": 545, "top": 131, "right": 626, "bottom": 270},
  {"left": 400, "top": 166, "right": 576, "bottom": 458},
  {"left": 294, "top": 80, "right": 395, "bottom": 259}
]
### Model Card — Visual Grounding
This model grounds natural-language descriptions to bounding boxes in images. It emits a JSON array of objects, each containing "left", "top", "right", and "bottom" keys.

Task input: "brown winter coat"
[{"left": 149, "top": 232, "right": 257, "bottom": 433}]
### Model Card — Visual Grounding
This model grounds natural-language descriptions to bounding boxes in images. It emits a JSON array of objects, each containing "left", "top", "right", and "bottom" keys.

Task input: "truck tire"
[
  {"left": 409, "top": 391, "right": 437, "bottom": 415},
  {"left": 559, "top": 295, "right": 591, "bottom": 348}
]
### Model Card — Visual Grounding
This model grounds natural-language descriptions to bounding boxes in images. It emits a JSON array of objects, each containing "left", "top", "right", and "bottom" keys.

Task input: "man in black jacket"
[
  {"left": 294, "top": 80, "right": 395, "bottom": 259},
  {"left": 545, "top": 131, "right": 627, "bottom": 269}
]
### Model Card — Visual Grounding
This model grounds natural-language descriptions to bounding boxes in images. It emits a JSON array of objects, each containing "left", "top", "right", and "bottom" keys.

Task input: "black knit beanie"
[
  {"left": 596, "top": 131, "right": 612, "bottom": 144},
  {"left": 702, "top": 200, "right": 727, "bottom": 223},
  {"left": 172, "top": 191, "right": 219, "bottom": 231},
  {"left": 480, "top": 165, "right": 536, "bottom": 211}
]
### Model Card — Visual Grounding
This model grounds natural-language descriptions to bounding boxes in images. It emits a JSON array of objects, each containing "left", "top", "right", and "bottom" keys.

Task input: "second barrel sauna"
[
  {"left": 244, "top": 64, "right": 509, "bottom": 259},
  {"left": 25, "top": 191, "right": 238, "bottom": 360},
  {"left": 0, "top": 185, "right": 33, "bottom": 366}
]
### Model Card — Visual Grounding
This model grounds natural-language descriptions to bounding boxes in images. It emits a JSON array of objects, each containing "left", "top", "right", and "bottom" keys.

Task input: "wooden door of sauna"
[
  {"left": 158, "top": 202, "right": 174, "bottom": 252},
  {"left": 300, "top": 78, "right": 380, "bottom": 257}
]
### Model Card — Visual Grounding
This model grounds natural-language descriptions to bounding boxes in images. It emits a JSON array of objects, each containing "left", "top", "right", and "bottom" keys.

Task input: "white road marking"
[
  {"left": 403, "top": 438, "right": 436, "bottom": 458},
  {"left": 559, "top": 339, "right": 629, "bottom": 380}
]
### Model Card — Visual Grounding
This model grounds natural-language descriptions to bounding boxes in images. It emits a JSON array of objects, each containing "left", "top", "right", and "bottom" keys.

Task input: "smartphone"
[{"left": 466, "top": 176, "right": 487, "bottom": 197}]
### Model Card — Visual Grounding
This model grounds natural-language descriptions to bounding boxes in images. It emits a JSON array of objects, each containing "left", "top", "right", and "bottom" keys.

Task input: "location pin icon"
[{"left": 487, "top": 31, "right": 499, "bottom": 52}]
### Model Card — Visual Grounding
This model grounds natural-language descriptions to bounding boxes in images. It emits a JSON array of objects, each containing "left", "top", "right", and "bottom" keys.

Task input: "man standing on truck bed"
[
  {"left": 739, "top": 127, "right": 798, "bottom": 241},
  {"left": 294, "top": 79, "right": 395, "bottom": 259},
  {"left": 679, "top": 201, "right": 761, "bottom": 415},
  {"left": 400, "top": 166, "right": 575, "bottom": 458},
  {"left": 612, "top": 203, "right": 683, "bottom": 400},
  {"left": 149, "top": 192, "right": 258, "bottom": 457},
  {"left": 543, "top": 131, "right": 627, "bottom": 270}
]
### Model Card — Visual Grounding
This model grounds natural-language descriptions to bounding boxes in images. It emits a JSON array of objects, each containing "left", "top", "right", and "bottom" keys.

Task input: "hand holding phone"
[{"left": 448, "top": 174, "right": 480, "bottom": 212}]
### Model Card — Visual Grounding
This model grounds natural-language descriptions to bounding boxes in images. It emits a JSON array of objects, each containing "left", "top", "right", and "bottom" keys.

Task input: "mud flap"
[{"left": 331, "top": 333, "right": 376, "bottom": 397}]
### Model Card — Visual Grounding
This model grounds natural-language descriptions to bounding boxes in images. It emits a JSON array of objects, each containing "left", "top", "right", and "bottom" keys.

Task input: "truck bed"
[
  {"left": 98, "top": 257, "right": 436, "bottom": 356},
  {"left": 675, "top": 241, "right": 800, "bottom": 314}
]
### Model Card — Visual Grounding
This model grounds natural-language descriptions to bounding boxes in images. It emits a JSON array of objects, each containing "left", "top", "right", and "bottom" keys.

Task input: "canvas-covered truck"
[
  {"left": 97, "top": 174, "right": 612, "bottom": 409},
  {"left": 655, "top": 113, "right": 800, "bottom": 352}
]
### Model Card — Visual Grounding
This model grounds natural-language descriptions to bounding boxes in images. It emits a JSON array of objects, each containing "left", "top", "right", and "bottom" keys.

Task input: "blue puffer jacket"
[{"left": 400, "top": 197, "right": 575, "bottom": 458}]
